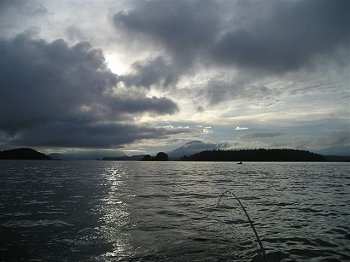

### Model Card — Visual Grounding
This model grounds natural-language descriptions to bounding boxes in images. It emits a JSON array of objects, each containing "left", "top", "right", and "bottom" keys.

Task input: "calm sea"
[{"left": 0, "top": 161, "right": 349, "bottom": 261}]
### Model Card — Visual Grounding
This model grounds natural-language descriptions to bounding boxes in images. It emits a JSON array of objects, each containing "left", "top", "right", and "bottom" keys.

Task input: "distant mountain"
[
  {"left": 102, "top": 155, "right": 145, "bottom": 161},
  {"left": 168, "top": 140, "right": 226, "bottom": 159},
  {"left": 181, "top": 149, "right": 326, "bottom": 162},
  {"left": 0, "top": 148, "right": 51, "bottom": 160},
  {"left": 49, "top": 150, "right": 125, "bottom": 160},
  {"left": 49, "top": 153, "right": 65, "bottom": 160},
  {"left": 314, "top": 146, "right": 350, "bottom": 157}
]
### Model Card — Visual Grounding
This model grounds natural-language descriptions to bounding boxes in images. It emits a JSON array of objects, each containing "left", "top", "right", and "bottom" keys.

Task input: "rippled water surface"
[{"left": 1, "top": 161, "right": 349, "bottom": 261}]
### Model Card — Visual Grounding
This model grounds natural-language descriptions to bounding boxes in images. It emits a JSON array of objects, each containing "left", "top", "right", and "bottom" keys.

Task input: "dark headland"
[{"left": 0, "top": 148, "right": 51, "bottom": 160}]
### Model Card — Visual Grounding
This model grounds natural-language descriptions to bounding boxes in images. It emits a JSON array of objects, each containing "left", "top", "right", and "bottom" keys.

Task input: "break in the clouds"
[
  {"left": 235, "top": 126, "right": 249, "bottom": 131},
  {"left": 0, "top": 34, "right": 182, "bottom": 148},
  {"left": 0, "top": 0, "right": 349, "bottom": 154}
]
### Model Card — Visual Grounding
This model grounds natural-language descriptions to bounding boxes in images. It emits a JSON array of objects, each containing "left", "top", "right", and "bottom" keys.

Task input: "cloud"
[
  {"left": 156, "top": 125, "right": 190, "bottom": 130},
  {"left": 202, "top": 75, "right": 277, "bottom": 105},
  {"left": 235, "top": 126, "right": 249, "bottom": 131},
  {"left": 120, "top": 56, "right": 179, "bottom": 89},
  {"left": 112, "top": 0, "right": 222, "bottom": 90},
  {"left": 113, "top": 0, "right": 349, "bottom": 75},
  {"left": 112, "top": 0, "right": 349, "bottom": 107},
  {"left": 0, "top": 0, "right": 47, "bottom": 40},
  {"left": 8, "top": 122, "right": 191, "bottom": 148},
  {"left": 267, "top": 130, "right": 350, "bottom": 154},
  {"left": 242, "top": 132, "right": 284, "bottom": 139},
  {"left": 0, "top": 0, "right": 47, "bottom": 16},
  {"left": 212, "top": 0, "right": 349, "bottom": 72},
  {"left": 113, "top": 0, "right": 220, "bottom": 67},
  {"left": 169, "top": 140, "right": 238, "bottom": 158},
  {"left": 65, "top": 26, "right": 85, "bottom": 42},
  {"left": 196, "top": 106, "right": 205, "bottom": 113},
  {"left": 169, "top": 140, "right": 217, "bottom": 158},
  {"left": 202, "top": 127, "right": 213, "bottom": 134},
  {"left": 293, "top": 130, "right": 350, "bottom": 150},
  {"left": 0, "top": 34, "right": 179, "bottom": 148},
  {"left": 1, "top": 0, "right": 348, "bottom": 153}
]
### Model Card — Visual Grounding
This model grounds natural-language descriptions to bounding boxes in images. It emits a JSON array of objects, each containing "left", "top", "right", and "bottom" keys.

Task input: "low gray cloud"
[
  {"left": 203, "top": 77, "right": 275, "bottom": 105},
  {"left": 65, "top": 26, "right": 85, "bottom": 42},
  {"left": 8, "top": 122, "right": 190, "bottom": 149},
  {"left": 169, "top": 140, "right": 235, "bottom": 158},
  {"left": 294, "top": 130, "right": 350, "bottom": 150},
  {"left": 269, "top": 130, "right": 350, "bottom": 153},
  {"left": 0, "top": 0, "right": 47, "bottom": 16},
  {"left": 242, "top": 133, "right": 284, "bottom": 139},
  {"left": 0, "top": 34, "right": 179, "bottom": 148}
]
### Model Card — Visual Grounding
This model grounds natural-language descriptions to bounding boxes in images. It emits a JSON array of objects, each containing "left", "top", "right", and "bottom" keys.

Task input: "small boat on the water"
[{"left": 237, "top": 161, "right": 243, "bottom": 164}]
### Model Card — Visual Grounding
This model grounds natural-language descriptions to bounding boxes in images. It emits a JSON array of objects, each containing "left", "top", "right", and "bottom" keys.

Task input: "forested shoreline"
[{"left": 180, "top": 149, "right": 326, "bottom": 162}]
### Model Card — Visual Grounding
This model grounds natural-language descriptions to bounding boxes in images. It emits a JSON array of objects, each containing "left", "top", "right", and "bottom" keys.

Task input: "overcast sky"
[{"left": 0, "top": 0, "right": 349, "bottom": 155}]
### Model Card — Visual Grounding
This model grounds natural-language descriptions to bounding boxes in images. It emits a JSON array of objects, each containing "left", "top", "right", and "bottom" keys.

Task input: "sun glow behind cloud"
[
  {"left": 105, "top": 54, "right": 129, "bottom": 75},
  {"left": 0, "top": 0, "right": 348, "bottom": 155}
]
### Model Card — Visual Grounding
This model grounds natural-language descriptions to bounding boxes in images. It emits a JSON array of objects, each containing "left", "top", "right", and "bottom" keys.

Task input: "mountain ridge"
[{"left": 0, "top": 148, "right": 51, "bottom": 160}]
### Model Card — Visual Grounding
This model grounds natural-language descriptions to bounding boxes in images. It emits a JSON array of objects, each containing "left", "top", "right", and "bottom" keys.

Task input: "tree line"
[{"left": 180, "top": 149, "right": 326, "bottom": 162}]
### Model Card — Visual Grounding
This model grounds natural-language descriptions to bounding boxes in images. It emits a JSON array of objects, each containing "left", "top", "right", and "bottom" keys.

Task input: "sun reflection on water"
[{"left": 97, "top": 164, "right": 134, "bottom": 260}]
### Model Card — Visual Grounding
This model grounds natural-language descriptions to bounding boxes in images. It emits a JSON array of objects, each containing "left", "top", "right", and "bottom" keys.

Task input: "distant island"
[
  {"left": 0, "top": 148, "right": 51, "bottom": 160},
  {"left": 102, "top": 152, "right": 169, "bottom": 161},
  {"left": 102, "top": 155, "right": 145, "bottom": 161},
  {"left": 180, "top": 149, "right": 326, "bottom": 162},
  {"left": 2, "top": 147, "right": 349, "bottom": 162},
  {"left": 140, "top": 152, "right": 169, "bottom": 161}
]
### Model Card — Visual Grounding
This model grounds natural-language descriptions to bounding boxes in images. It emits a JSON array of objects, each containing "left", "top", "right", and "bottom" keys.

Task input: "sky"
[{"left": 0, "top": 0, "right": 349, "bottom": 156}]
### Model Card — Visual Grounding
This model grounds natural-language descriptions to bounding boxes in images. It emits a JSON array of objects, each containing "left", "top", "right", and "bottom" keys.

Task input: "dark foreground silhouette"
[
  {"left": 0, "top": 148, "right": 51, "bottom": 160},
  {"left": 180, "top": 149, "right": 326, "bottom": 162}
]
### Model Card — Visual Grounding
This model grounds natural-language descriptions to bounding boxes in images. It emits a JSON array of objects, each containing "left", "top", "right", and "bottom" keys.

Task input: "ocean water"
[{"left": 0, "top": 161, "right": 349, "bottom": 261}]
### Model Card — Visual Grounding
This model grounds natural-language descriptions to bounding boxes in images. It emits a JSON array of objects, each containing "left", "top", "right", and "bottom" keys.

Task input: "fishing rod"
[{"left": 217, "top": 191, "right": 267, "bottom": 262}]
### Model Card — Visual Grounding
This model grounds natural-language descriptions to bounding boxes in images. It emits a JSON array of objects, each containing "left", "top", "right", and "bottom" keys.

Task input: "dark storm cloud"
[
  {"left": 212, "top": 0, "right": 350, "bottom": 72},
  {"left": 113, "top": 0, "right": 221, "bottom": 88},
  {"left": 0, "top": 34, "right": 179, "bottom": 148},
  {"left": 115, "top": 0, "right": 349, "bottom": 70},
  {"left": 113, "top": 0, "right": 349, "bottom": 91},
  {"left": 10, "top": 122, "right": 191, "bottom": 148},
  {"left": 113, "top": 0, "right": 220, "bottom": 66}
]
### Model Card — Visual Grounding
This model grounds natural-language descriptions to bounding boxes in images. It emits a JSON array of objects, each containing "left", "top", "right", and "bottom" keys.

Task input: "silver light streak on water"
[{"left": 0, "top": 161, "right": 349, "bottom": 261}]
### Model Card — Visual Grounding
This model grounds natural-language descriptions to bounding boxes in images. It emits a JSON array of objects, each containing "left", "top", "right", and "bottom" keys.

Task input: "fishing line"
[{"left": 217, "top": 191, "right": 267, "bottom": 262}]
